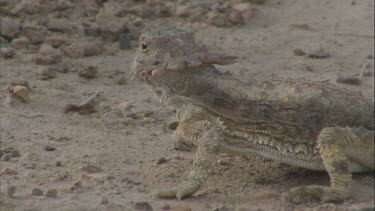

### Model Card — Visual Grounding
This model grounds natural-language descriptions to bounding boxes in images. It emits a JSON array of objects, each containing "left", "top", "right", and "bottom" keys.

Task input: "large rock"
[{"left": 1, "top": 17, "right": 22, "bottom": 39}]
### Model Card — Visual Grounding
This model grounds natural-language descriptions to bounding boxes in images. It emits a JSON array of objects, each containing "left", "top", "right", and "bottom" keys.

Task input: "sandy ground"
[{"left": 1, "top": 0, "right": 374, "bottom": 210}]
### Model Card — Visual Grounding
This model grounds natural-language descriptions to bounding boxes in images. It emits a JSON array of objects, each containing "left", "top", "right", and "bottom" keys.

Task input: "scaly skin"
[{"left": 130, "top": 27, "right": 374, "bottom": 203}]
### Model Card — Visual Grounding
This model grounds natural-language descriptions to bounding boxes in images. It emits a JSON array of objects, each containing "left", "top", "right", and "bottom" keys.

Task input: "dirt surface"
[{"left": 1, "top": 0, "right": 374, "bottom": 210}]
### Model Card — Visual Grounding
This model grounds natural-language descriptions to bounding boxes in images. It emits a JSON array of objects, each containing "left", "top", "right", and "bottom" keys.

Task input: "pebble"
[
  {"left": 176, "top": 5, "right": 192, "bottom": 17},
  {"left": 79, "top": 66, "right": 98, "bottom": 78},
  {"left": 45, "top": 188, "right": 58, "bottom": 198},
  {"left": 0, "top": 17, "right": 21, "bottom": 39},
  {"left": 44, "top": 144, "right": 56, "bottom": 151},
  {"left": 55, "top": 161, "right": 62, "bottom": 167},
  {"left": 32, "top": 187, "right": 43, "bottom": 196},
  {"left": 207, "top": 12, "right": 228, "bottom": 27},
  {"left": 232, "top": 3, "right": 251, "bottom": 13},
  {"left": 39, "top": 66, "right": 57, "bottom": 80},
  {"left": 10, "top": 149, "right": 20, "bottom": 157},
  {"left": 133, "top": 201, "right": 153, "bottom": 211},
  {"left": 34, "top": 44, "right": 63, "bottom": 65},
  {"left": 84, "top": 22, "right": 101, "bottom": 37},
  {"left": 167, "top": 119, "right": 179, "bottom": 130},
  {"left": 173, "top": 204, "right": 192, "bottom": 211},
  {"left": 119, "top": 33, "right": 131, "bottom": 50},
  {"left": 63, "top": 37, "right": 103, "bottom": 58},
  {"left": 55, "top": 62, "right": 70, "bottom": 73},
  {"left": 160, "top": 203, "right": 171, "bottom": 210},
  {"left": 45, "top": 35, "right": 70, "bottom": 48},
  {"left": 212, "top": 205, "right": 233, "bottom": 211},
  {"left": 228, "top": 9, "right": 244, "bottom": 25},
  {"left": 12, "top": 85, "right": 29, "bottom": 102},
  {"left": 100, "top": 196, "right": 109, "bottom": 205},
  {"left": 336, "top": 75, "right": 361, "bottom": 85},
  {"left": 1, "top": 46, "right": 15, "bottom": 58},
  {"left": 45, "top": 18, "right": 72, "bottom": 32},
  {"left": 100, "top": 22, "right": 128, "bottom": 42},
  {"left": 292, "top": 48, "right": 306, "bottom": 56},
  {"left": 23, "top": 24, "right": 47, "bottom": 45},
  {"left": 117, "top": 76, "right": 127, "bottom": 85},
  {"left": 156, "top": 157, "right": 167, "bottom": 165},
  {"left": 307, "top": 47, "right": 330, "bottom": 59},
  {"left": 11, "top": 37, "right": 30, "bottom": 49},
  {"left": 11, "top": 0, "right": 39, "bottom": 15},
  {"left": 1, "top": 153, "right": 10, "bottom": 161},
  {"left": 5, "top": 185, "right": 16, "bottom": 198},
  {"left": 81, "top": 164, "right": 101, "bottom": 173}
]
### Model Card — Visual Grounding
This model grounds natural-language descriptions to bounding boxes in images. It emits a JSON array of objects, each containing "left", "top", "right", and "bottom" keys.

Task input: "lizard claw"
[{"left": 282, "top": 185, "right": 350, "bottom": 204}]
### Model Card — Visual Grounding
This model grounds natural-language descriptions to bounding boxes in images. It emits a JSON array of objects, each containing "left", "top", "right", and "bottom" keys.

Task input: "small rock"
[
  {"left": 79, "top": 66, "right": 98, "bottom": 78},
  {"left": 228, "top": 9, "right": 244, "bottom": 25},
  {"left": 63, "top": 37, "right": 103, "bottom": 58},
  {"left": 1, "top": 153, "right": 10, "bottom": 161},
  {"left": 156, "top": 157, "right": 167, "bottom": 165},
  {"left": 31, "top": 187, "right": 43, "bottom": 196},
  {"left": 81, "top": 164, "right": 101, "bottom": 173},
  {"left": 45, "top": 188, "right": 57, "bottom": 198},
  {"left": 1, "top": 46, "right": 15, "bottom": 58},
  {"left": 34, "top": 44, "right": 63, "bottom": 65},
  {"left": 11, "top": 0, "right": 39, "bottom": 15},
  {"left": 212, "top": 205, "right": 233, "bottom": 211},
  {"left": 45, "top": 18, "right": 72, "bottom": 32},
  {"left": 45, "top": 35, "right": 70, "bottom": 48},
  {"left": 11, "top": 37, "right": 30, "bottom": 49},
  {"left": 39, "top": 66, "right": 57, "bottom": 80},
  {"left": 84, "top": 22, "right": 101, "bottom": 37},
  {"left": 70, "top": 180, "right": 82, "bottom": 191},
  {"left": 55, "top": 62, "right": 70, "bottom": 73},
  {"left": 173, "top": 204, "right": 192, "bottom": 211},
  {"left": 55, "top": 161, "right": 62, "bottom": 167},
  {"left": 176, "top": 5, "right": 192, "bottom": 17},
  {"left": 133, "top": 201, "right": 153, "bottom": 211},
  {"left": 0, "top": 17, "right": 21, "bottom": 39},
  {"left": 160, "top": 203, "right": 171, "bottom": 210},
  {"left": 232, "top": 3, "right": 251, "bottom": 13},
  {"left": 119, "top": 33, "right": 131, "bottom": 50},
  {"left": 9, "top": 149, "right": 20, "bottom": 157},
  {"left": 100, "top": 22, "right": 128, "bottom": 42},
  {"left": 337, "top": 75, "right": 361, "bottom": 85},
  {"left": 100, "top": 196, "right": 109, "bottom": 205},
  {"left": 217, "top": 158, "right": 230, "bottom": 165},
  {"left": 23, "top": 24, "right": 47, "bottom": 45},
  {"left": 307, "top": 47, "right": 330, "bottom": 59},
  {"left": 5, "top": 185, "right": 16, "bottom": 198},
  {"left": 167, "top": 120, "right": 179, "bottom": 130},
  {"left": 55, "top": 0, "right": 73, "bottom": 11},
  {"left": 0, "top": 167, "right": 15, "bottom": 175},
  {"left": 207, "top": 11, "right": 228, "bottom": 27},
  {"left": 44, "top": 144, "right": 56, "bottom": 151},
  {"left": 117, "top": 76, "right": 127, "bottom": 85},
  {"left": 12, "top": 85, "right": 29, "bottom": 102},
  {"left": 292, "top": 48, "right": 306, "bottom": 56}
]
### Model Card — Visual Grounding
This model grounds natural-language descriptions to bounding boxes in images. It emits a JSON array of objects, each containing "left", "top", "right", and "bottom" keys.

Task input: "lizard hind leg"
[{"left": 283, "top": 127, "right": 372, "bottom": 204}]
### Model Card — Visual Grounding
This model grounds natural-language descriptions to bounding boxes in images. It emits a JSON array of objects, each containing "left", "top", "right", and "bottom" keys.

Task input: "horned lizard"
[{"left": 130, "top": 27, "right": 374, "bottom": 203}]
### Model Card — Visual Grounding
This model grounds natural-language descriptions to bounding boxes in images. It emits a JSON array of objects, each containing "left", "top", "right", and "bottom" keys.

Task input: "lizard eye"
[{"left": 141, "top": 43, "right": 148, "bottom": 50}]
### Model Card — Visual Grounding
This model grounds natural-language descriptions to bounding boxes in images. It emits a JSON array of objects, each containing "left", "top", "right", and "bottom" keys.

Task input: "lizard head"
[
  {"left": 130, "top": 27, "right": 238, "bottom": 82},
  {"left": 130, "top": 27, "right": 206, "bottom": 82}
]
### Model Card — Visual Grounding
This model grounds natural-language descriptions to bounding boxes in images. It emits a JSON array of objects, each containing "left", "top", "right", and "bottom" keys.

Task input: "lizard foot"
[
  {"left": 282, "top": 185, "right": 350, "bottom": 204},
  {"left": 155, "top": 179, "right": 202, "bottom": 200}
]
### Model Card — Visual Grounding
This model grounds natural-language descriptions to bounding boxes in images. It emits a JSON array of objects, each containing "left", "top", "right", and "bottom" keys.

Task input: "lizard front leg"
[
  {"left": 156, "top": 120, "right": 222, "bottom": 200},
  {"left": 283, "top": 127, "right": 374, "bottom": 204}
]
